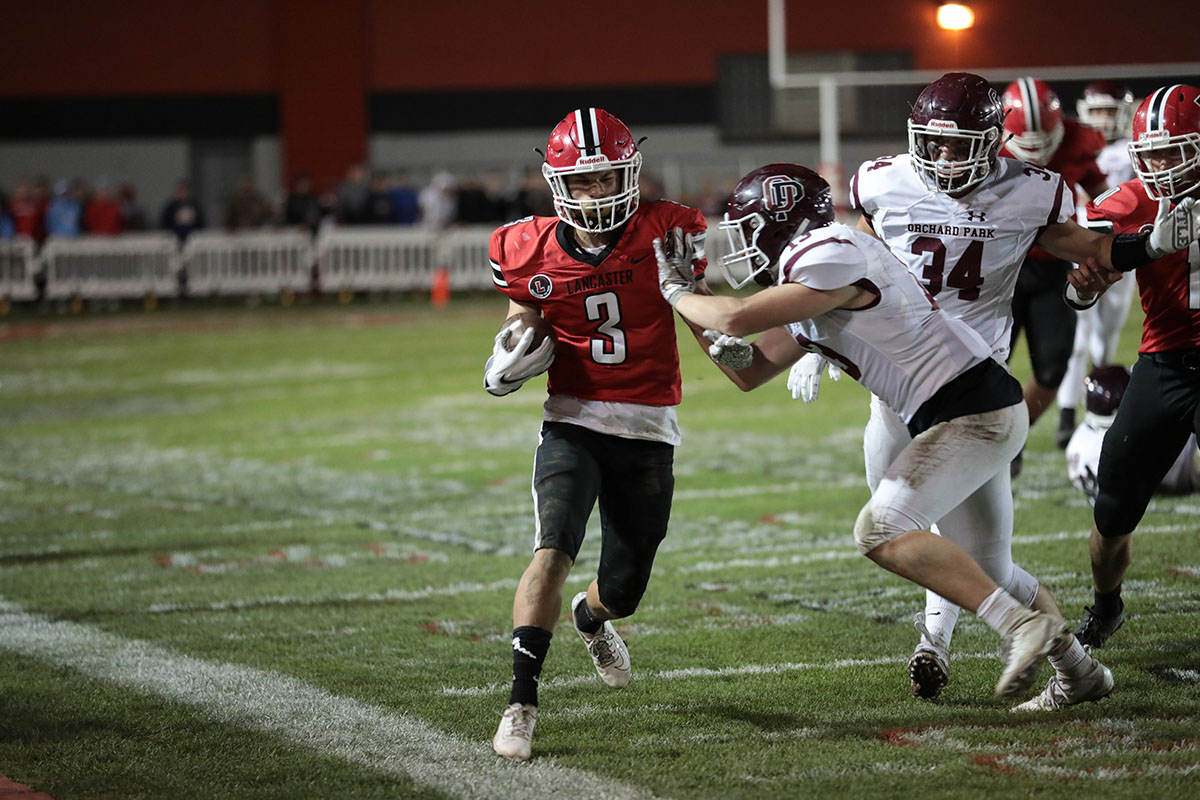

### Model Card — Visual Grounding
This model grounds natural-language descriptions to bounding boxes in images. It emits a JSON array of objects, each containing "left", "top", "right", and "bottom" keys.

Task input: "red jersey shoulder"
[
  {"left": 636, "top": 199, "right": 706, "bottom": 234},
  {"left": 1058, "top": 119, "right": 1105, "bottom": 161},
  {"left": 1086, "top": 180, "right": 1154, "bottom": 229},
  {"left": 489, "top": 215, "right": 558, "bottom": 277}
]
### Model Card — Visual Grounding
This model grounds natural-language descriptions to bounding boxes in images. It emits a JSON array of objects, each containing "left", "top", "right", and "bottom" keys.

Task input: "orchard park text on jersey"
[
  {"left": 906, "top": 223, "right": 996, "bottom": 239},
  {"left": 565, "top": 269, "right": 635, "bottom": 295}
]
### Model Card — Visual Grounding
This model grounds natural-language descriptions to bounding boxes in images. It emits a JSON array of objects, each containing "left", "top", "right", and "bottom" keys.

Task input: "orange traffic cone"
[{"left": 431, "top": 267, "right": 451, "bottom": 308}]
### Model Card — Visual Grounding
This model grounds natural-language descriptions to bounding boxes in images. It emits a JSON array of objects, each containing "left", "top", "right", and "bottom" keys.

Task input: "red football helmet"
[
  {"left": 1077, "top": 80, "right": 1136, "bottom": 143},
  {"left": 1128, "top": 84, "right": 1200, "bottom": 202},
  {"left": 717, "top": 163, "right": 835, "bottom": 289},
  {"left": 1002, "top": 77, "right": 1064, "bottom": 166},
  {"left": 1084, "top": 365, "right": 1130, "bottom": 418},
  {"left": 541, "top": 108, "right": 642, "bottom": 232},
  {"left": 907, "top": 72, "right": 1007, "bottom": 195}
]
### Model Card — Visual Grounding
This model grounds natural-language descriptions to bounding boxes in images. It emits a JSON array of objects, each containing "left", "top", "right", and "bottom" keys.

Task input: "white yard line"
[
  {"left": 440, "top": 652, "right": 999, "bottom": 697},
  {"left": 0, "top": 597, "right": 664, "bottom": 800}
]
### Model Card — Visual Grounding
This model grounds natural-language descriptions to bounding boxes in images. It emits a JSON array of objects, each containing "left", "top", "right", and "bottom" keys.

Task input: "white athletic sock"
[
  {"left": 922, "top": 590, "right": 961, "bottom": 648},
  {"left": 976, "top": 588, "right": 1022, "bottom": 634},
  {"left": 1048, "top": 637, "right": 1089, "bottom": 675}
]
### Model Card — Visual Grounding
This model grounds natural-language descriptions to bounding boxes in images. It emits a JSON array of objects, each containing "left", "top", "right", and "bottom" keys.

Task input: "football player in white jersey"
[
  {"left": 1067, "top": 365, "right": 1200, "bottom": 501},
  {"left": 657, "top": 162, "right": 1114, "bottom": 706},
  {"left": 1056, "top": 81, "right": 1142, "bottom": 447},
  {"left": 790, "top": 72, "right": 1200, "bottom": 704}
]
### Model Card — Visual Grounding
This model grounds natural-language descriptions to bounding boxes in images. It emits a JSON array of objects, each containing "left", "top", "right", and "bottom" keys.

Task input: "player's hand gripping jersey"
[
  {"left": 779, "top": 222, "right": 992, "bottom": 422},
  {"left": 852, "top": 154, "right": 1074, "bottom": 360},
  {"left": 1084, "top": 181, "right": 1200, "bottom": 352},
  {"left": 490, "top": 200, "right": 707, "bottom": 406}
]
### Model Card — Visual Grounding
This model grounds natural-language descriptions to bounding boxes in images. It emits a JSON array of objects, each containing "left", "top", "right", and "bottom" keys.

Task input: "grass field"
[{"left": 1, "top": 295, "right": 1197, "bottom": 799}]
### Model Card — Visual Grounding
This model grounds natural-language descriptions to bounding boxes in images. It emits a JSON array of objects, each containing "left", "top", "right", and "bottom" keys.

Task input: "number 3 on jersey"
[
  {"left": 585, "top": 291, "right": 627, "bottom": 364},
  {"left": 911, "top": 237, "right": 984, "bottom": 301}
]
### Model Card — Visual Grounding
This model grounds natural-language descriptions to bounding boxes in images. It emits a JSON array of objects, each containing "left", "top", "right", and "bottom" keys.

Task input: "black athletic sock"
[
  {"left": 509, "top": 626, "right": 552, "bottom": 707},
  {"left": 1093, "top": 585, "right": 1124, "bottom": 618},
  {"left": 573, "top": 596, "right": 603, "bottom": 635}
]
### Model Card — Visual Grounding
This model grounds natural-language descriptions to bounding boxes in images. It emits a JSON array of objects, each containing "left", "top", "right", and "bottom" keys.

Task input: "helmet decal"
[{"left": 763, "top": 176, "right": 805, "bottom": 220}]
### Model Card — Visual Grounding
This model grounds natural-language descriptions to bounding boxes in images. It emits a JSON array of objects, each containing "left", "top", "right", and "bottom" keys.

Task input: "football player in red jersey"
[
  {"left": 1074, "top": 84, "right": 1200, "bottom": 650},
  {"left": 486, "top": 107, "right": 747, "bottom": 760},
  {"left": 1000, "top": 77, "right": 1110, "bottom": 463}
]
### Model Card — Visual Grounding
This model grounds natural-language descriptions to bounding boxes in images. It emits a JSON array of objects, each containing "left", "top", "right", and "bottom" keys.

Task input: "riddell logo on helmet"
[
  {"left": 1138, "top": 131, "right": 1169, "bottom": 143},
  {"left": 928, "top": 119, "right": 960, "bottom": 131},
  {"left": 576, "top": 155, "right": 611, "bottom": 167}
]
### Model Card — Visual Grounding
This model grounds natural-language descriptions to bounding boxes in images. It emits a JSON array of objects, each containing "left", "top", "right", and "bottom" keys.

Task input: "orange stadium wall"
[{"left": 1, "top": 0, "right": 1196, "bottom": 190}]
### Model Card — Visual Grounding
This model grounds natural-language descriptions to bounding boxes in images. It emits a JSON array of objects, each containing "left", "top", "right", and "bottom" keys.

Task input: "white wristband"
[{"left": 1063, "top": 282, "right": 1098, "bottom": 310}]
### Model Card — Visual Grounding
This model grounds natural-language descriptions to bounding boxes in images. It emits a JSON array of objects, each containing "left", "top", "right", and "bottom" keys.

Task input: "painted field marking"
[{"left": 0, "top": 597, "right": 665, "bottom": 800}]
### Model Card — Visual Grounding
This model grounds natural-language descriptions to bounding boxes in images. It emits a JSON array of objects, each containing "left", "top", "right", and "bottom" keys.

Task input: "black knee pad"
[
  {"left": 1093, "top": 490, "right": 1138, "bottom": 538},
  {"left": 596, "top": 563, "right": 653, "bottom": 618}
]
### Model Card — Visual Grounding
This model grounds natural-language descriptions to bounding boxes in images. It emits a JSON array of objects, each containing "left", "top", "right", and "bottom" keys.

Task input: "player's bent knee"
[
  {"left": 1093, "top": 493, "right": 1138, "bottom": 538},
  {"left": 596, "top": 568, "right": 651, "bottom": 619},
  {"left": 853, "top": 500, "right": 905, "bottom": 555}
]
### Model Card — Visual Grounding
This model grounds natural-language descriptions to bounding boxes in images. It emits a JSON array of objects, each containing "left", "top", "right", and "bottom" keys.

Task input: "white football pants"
[{"left": 863, "top": 393, "right": 1027, "bottom": 647}]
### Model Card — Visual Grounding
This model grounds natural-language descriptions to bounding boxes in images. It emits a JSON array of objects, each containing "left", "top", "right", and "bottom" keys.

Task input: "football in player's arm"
[{"left": 485, "top": 106, "right": 747, "bottom": 761}]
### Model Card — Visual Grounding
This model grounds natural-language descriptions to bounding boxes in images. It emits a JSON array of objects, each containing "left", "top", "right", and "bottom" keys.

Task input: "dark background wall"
[{"left": 3, "top": 0, "right": 1196, "bottom": 187}]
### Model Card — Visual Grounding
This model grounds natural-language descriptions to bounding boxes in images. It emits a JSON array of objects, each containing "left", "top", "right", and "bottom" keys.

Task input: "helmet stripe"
[
  {"left": 1151, "top": 85, "right": 1181, "bottom": 132},
  {"left": 574, "top": 108, "right": 600, "bottom": 155},
  {"left": 1019, "top": 77, "right": 1039, "bottom": 131}
]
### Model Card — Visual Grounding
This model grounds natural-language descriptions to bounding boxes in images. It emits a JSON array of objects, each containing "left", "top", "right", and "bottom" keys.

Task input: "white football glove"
[
  {"left": 483, "top": 323, "right": 556, "bottom": 396},
  {"left": 786, "top": 352, "right": 842, "bottom": 403},
  {"left": 653, "top": 226, "right": 696, "bottom": 307},
  {"left": 1147, "top": 196, "right": 1200, "bottom": 257},
  {"left": 703, "top": 329, "right": 753, "bottom": 370}
]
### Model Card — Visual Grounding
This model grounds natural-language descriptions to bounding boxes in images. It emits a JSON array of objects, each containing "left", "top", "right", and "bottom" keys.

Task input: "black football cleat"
[
  {"left": 1074, "top": 605, "right": 1125, "bottom": 649},
  {"left": 1055, "top": 408, "right": 1076, "bottom": 449}
]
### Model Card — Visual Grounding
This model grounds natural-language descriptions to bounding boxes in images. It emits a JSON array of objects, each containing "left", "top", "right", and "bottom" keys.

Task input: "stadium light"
[{"left": 936, "top": 3, "right": 974, "bottom": 30}]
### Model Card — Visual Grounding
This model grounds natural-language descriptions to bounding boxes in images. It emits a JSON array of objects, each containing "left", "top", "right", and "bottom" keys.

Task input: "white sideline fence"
[
  {"left": 41, "top": 233, "right": 180, "bottom": 300},
  {"left": 184, "top": 230, "right": 313, "bottom": 296},
  {"left": 0, "top": 236, "right": 38, "bottom": 301},
  {"left": 5, "top": 221, "right": 731, "bottom": 302}
]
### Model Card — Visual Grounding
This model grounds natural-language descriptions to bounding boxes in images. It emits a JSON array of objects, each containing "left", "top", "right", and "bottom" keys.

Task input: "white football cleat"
[
  {"left": 1012, "top": 655, "right": 1114, "bottom": 712},
  {"left": 996, "top": 608, "right": 1072, "bottom": 698},
  {"left": 571, "top": 591, "right": 630, "bottom": 689},
  {"left": 493, "top": 702, "right": 537, "bottom": 760}
]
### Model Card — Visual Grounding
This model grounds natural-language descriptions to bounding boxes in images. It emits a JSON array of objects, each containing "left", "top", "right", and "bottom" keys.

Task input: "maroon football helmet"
[
  {"left": 1077, "top": 80, "right": 1136, "bottom": 143},
  {"left": 1128, "top": 84, "right": 1200, "bottom": 201},
  {"left": 717, "top": 163, "right": 835, "bottom": 289},
  {"left": 1002, "top": 77, "right": 1064, "bottom": 166},
  {"left": 1084, "top": 365, "right": 1130, "bottom": 417},
  {"left": 908, "top": 72, "right": 1007, "bottom": 195},
  {"left": 541, "top": 108, "right": 642, "bottom": 232}
]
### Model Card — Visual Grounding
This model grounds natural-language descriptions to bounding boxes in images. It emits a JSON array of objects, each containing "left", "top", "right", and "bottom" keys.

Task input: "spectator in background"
[
  {"left": 336, "top": 163, "right": 369, "bottom": 224},
  {"left": 0, "top": 188, "right": 14, "bottom": 239},
  {"left": 119, "top": 183, "right": 148, "bottom": 231},
  {"left": 224, "top": 176, "right": 271, "bottom": 231},
  {"left": 9, "top": 177, "right": 47, "bottom": 244},
  {"left": 508, "top": 168, "right": 554, "bottom": 219},
  {"left": 46, "top": 179, "right": 84, "bottom": 238},
  {"left": 161, "top": 179, "right": 205, "bottom": 242},
  {"left": 362, "top": 171, "right": 396, "bottom": 225},
  {"left": 420, "top": 171, "right": 457, "bottom": 229},
  {"left": 456, "top": 173, "right": 492, "bottom": 224},
  {"left": 389, "top": 169, "right": 420, "bottom": 225},
  {"left": 84, "top": 177, "right": 125, "bottom": 235},
  {"left": 283, "top": 171, "right": 322, "bottom": 233}
]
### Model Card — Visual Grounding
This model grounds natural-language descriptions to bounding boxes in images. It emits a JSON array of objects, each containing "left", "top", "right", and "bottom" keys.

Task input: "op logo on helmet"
[{"left": 762, "top": 176, "right": 805, "bottom": 221}]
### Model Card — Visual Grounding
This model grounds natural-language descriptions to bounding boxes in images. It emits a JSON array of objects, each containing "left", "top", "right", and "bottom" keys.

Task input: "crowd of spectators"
[{"left": 0, "top": 165, "right": 732, "bottom": 248}]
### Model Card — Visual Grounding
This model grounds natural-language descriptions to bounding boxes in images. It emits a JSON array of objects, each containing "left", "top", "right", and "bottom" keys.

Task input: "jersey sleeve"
[
  {"left": 488, "top": 227, "right": 516, "bottom": 300},
  {"left": 1050, "top": 174, "right": 1075, "bottom": 225},
  {"left": 781, "top": 232, "right": 869, "bottom": 290},
  {"left": 1084, "top": 182, "right": 1140, "bottom": 233},
  {"left": 681, "top": 206, "right": 705, "bottom": 281}
]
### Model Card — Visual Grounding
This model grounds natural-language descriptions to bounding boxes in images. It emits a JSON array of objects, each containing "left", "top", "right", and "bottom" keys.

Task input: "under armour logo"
[
  {"left": 512, "top": 636, "right": 538, "bottom": 660},
  {"left": 965, "top": 209, "right": 987, "bottom": 222}
]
